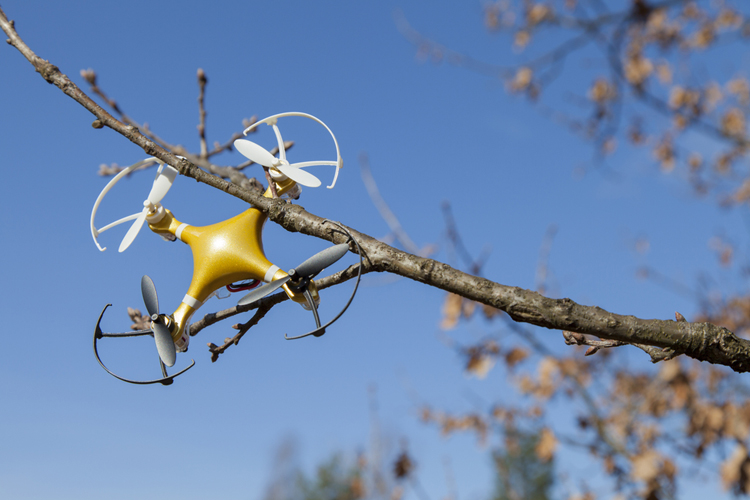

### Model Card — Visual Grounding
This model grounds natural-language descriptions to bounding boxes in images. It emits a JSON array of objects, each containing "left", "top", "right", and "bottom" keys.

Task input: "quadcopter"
[{"left": 90, "top": 112, "right": 362, "bottom": 385}]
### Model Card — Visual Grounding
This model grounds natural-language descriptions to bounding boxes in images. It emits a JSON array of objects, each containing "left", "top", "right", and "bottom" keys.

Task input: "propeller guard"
[
  {"left": 238, "top": 111, "right": 343, "bottom": 189},
  {"left": 93, "top": 304, "right": 195, "bottom": 385},
  {"left": 284, "top": 220, "right": 363, "bottom": 340}
]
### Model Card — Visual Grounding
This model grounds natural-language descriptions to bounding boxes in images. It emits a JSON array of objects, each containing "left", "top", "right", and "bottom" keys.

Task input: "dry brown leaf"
[
  {"left": 728, "top": 78, "right": 750, "bottom": 105},
  {"left": 514, "top": 30, "right": 530, "bottom": 49},
  {"left": 482, "top": 303, "right": 501, "bottom": 319},
  {"left": 668, "top": 86, "right": 700, "bottom": 110},
  {"left": 716, "top": 152, "right": 734, "bottom": 173},
  {"left": 535, "top": 427, "right": 557, "bottom": 462},
  {"left": 663, "top": 457, "right": 677, "bottom": 481},
  {"left": 440, "top": 293, "right": 462, "bottom": 330},
  {"left": 647, "top": 8, "right": 667, "bottom": 30},
  {"left": 656, "top": 62, "right": 672, "bottom": 84},
  {"left": 630, "top": 449, "right": 661, "bottom": 483},
  {"left": 485, "top": 7, "right": 500, "bottom": 31},
  {"left": 504, "top": 347, "right": 529, "bottom": 369},
  {"left": 511, "top": 66, "right": 533, "bottom": 91},
  {"left": 628, "top": 120, "right": 646, "bottom": 144},
  {"left": 465, "top": 341, "right": 499, "bottom": 379},
  {"left": 461, "top": 299, "right": 476, "bottom": 319},
  {"left": 517, "top": 374, "right": 536, "bottom": 395},
  {"left": 716, "top": 8, "right": 743, "bottom": 30},
  {"left": 393, "top": 451, "right": 414, "bottom": 480},
  {"left": 466, "top": 352, "right": 495, "bottom": 379},
  {"left": 653, "top": 134, "right": 675, "bottom": 172},
  {"left": 624, "top": 54, "right": 653, "bottom": 86},
  {"left": 673, "top": 113, "right": 688, "bottom": 130},
  {"left": 691, "top": 22, "right": 715, "bottom": 48},
  {"left": 527, "top": 4, "right": 552, "bottom": 26},
  {"left": 722, "top": 402, "right": 750, "bottom": 441},
  {"left": 688, "top": 153, "right": 703, "bottom": 171},
  {"left": 658, "top": 359, "right": 681, "bottom": 382},
  {"left": 601, "top": 137, "right": 616, "bottom": 155},
  {"left": 683, "top": 2, "right": 702, "bottom": 19},
  {"left": 721, "top": 443, "right": 750, "bottom": 494},
  {"left": 127, "top": 306, "right": 151, "bottom": 330},
  {"left": 733, "top": 179, "right": 750, "bottom": 203},
  {"left": 534, "top": 357, "right": 560, "bottom": 399},
  {"left": 721, "top": 108, "right": 746, "bottom": 138},
  {"left": 703, "top": 82, "right": 723, "bottom": 112}
]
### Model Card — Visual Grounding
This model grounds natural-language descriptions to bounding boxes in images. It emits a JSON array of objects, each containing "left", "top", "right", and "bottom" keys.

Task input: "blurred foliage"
[
  {"left": 408, "top": 1, "right": 750, "bottom": 498},
  {"left": 293, "top": 455, "right": 365, "bottom": 500},
  {"left": 492, "top": 425, "right": 556, "bottom": 500}
]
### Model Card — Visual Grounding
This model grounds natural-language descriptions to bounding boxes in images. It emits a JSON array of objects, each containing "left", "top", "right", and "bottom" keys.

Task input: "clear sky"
[{"left": 1, "top": 1, "right": 747, "bottom": 499}]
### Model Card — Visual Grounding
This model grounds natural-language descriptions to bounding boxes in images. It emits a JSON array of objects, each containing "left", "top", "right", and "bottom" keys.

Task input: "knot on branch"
[
  {"left": 679, "top": 324, "right": 750, "bottom": 373},
  {"left": 267, "top": 198, "right": 304, "bottom": 228},
  {"left": 37, "top": 60, "right": 60, "bottom": 84}
]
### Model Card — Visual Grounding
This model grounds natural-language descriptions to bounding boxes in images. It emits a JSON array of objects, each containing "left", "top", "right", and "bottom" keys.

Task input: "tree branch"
[{"left": 4, "top": 6, "right": 750, "bottom": 372}]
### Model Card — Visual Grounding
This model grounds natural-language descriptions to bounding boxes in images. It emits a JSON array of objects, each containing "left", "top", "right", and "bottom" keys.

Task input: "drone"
[{"left": 90, "top": 112, "right": 362, "bottom": 385}]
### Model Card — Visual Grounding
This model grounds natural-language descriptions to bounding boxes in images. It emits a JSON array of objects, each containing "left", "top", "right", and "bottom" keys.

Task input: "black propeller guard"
[
  {"left": 284, "top": 220, "right": 364, "bottom": 341},
  {"left": 93, "top": 304, "right": 195, "bottom": 385}
]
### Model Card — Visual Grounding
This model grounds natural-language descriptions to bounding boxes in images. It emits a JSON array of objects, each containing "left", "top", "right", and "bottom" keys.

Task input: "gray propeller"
[
  {"left": 237, "top": 243, "right": 349, "bottom": 307},
  {"left": 141, "top": 275, "right": 177, "bottom": 367}
]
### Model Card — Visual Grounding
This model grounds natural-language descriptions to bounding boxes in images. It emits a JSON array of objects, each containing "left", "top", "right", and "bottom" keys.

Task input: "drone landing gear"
[{"left": 93, "top": 304, "right": 195, "bottom": 385}]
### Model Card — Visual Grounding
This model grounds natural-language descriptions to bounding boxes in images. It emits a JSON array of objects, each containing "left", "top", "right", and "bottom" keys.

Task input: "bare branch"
[{"left": 4, "top": 7, "right": 750, "bottom": 372}]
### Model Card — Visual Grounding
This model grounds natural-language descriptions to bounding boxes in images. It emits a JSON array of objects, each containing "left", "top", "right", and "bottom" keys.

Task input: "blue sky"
[{"left": 1, "top": 1, "right": 747, "bottom": 499}]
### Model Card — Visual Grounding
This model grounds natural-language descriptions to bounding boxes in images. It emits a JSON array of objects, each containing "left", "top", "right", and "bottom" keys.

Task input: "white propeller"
[
  {"left": 234, "top": 112, "right": 343, "bottom": 189},
  {"left": 90, "top": 158, "right": 179, "bottom": 252},
  {"left": 118, "top": 164, "right": 178, "bottom": 252},
  {"left": 233, "top": 138, "right": 321, "bottom": 188}
]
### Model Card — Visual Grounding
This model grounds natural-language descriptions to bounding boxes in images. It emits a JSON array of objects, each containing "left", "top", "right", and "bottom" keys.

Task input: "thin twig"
[
  {"left": 197, "top": 68, "right": 208, "bottom": 159},
  {"left": 207, "top": 300, "right": 273, "bottom": 362},
  {"left": 359, "top": 152, "right": 421, "bottom": 255},
  {"left": 441, "top": 201, "right": 491, "bottom": 275}
]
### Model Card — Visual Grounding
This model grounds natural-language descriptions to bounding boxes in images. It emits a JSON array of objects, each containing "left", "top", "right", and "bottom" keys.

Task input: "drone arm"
[
  {"left": 172, "top": 300, "right": 198, "bottom": 351},
  {"left": 263, "top": 176, "right": 299, "bottom": 198},
  {"left": 146, "top": 207, "right": 183, "bottom": 242}
]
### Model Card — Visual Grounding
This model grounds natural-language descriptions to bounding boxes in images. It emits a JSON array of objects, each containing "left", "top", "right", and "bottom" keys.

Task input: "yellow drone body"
[{"left": 146, "top": 178, "right": 318, "bottom": 349}]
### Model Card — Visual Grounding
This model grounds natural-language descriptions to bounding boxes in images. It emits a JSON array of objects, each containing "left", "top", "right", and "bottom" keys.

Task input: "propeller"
[
  {"left": 234, "top": 138, "right": 322, "bottom": 188},
  {"left": 118, "top": 164, "right": 179, "bottom": 252},
  {"left": 238, "top": 112, "right": 343, "bottom": 189},
  {"left": 237, "top": 243, "right": 350, "bottom": 307},
  {"left": 141, "top": 275, "right": 177, "bottom": 367}
]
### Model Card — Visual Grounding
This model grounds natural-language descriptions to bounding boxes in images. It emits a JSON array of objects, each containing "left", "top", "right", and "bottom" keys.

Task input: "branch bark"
[{"left": 4, "top": 7, "right": 750, "bottom": 372}]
